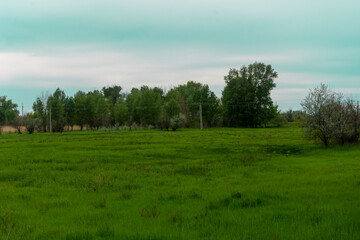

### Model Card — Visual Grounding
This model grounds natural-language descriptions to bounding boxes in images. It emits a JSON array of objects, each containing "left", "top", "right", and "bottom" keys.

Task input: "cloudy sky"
[{"left": 1, "top": 0, "right": 359, "bottom": 111}]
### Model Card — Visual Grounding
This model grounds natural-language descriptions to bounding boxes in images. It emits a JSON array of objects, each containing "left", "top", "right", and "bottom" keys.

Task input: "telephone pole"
[
  {"left": 22, "top": 103, "right": 23, "bottom": 116},
  {"left": 199, "top": 101, "right": 203, "bottom": 130}
]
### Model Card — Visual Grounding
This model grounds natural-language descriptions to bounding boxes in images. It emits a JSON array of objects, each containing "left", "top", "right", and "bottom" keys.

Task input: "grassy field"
[{"left": 0, "top": 125, "right": 359, "bottom": 239}]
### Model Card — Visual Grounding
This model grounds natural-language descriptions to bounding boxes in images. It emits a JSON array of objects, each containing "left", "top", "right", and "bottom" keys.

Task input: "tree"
[
  {"left": 114, "top": 98, "right": 128, "bottom": 126},
  {"left": 74, "top": 91, "right": 88, "bottom": 130},
  {"left": 32, "top": 92, "right": 49, "bottom": 132},
  {"left": 0, "top": 96, "right": 19, "bottom": 129},
  {"left": 166, "top": 81, "right": 221, "bottom": 128},
  {"left": 102, "top": 86, "right": 123, "bottom": 125},
  {"left": 47, "top": 88, "right": 66, "bottom": 132},
  {"left": 87, "top": 90, "right": 109, "bottom": 128},
  {"left": 222, "top": 62, "right": 277, "bottom": 127},
  {"left": 65, "top": 96, "right": 76, "bottom": 130},
  {"left": 301, "top": 84, "right": 360, "bottom": 147},
  {"left": 126, "top": 86, "right": 163, "bottom": 126}
]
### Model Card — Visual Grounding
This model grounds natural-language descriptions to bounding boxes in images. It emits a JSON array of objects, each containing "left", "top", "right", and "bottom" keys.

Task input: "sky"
[{"left": 1, "top": 0, "right": 360, "bottom": 112}]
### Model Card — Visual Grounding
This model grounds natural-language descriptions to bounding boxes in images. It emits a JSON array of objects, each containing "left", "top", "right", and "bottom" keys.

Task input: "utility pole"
[
  {"left": 50, "top": 107, "right": 52, "bottom": 133},
  {"left": 199, "top": 101, "right": 203, "bottom": 130},
  {"left": 22, "top": 103, "right": 24, "bottom": 116}
]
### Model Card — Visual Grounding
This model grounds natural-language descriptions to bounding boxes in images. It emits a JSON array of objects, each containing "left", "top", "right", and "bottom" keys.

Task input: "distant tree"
[
  {"left": 13, "top": 115, "right": 24, "bottom": 134},
  {"left": 126, "top": 86, "right": 163, "bottom": 126},
  {"left": 32, "top": 92, "right": 49, "bottom": 132},
  {"left": 222, "top": 62, "right": 277, "bottom": 127},
  {"left": 166, "top": 81, "right": 221, "bottom": 128},
  {"left": 47, "top": 88, "right": 66, "bottom": 132},
  {"left": 0, "top": 96, "right": 19, "bottom": 129},
  {"left": 102, "top": 86, "right": 122, "bottom": 105},
  {"left": 283, "top": 109, "right": 294, "bottom": 122},
  {"left": 65, "top": 96, "right": 76, "bottom": 130},
  {"left": 87, "top": 90, "right": 109, "bottom": 128},
  {"left": 102, "top": 86, "right": 123, "bottom": 125},
  {"left": 114, "top": 98, "right": 128, "bottom": 126},
  {"left": 24, "top": 113, "right": 39, "bottom": 134},
  {"left": 74, "top": 91, "right": 88, "bottom": 130},
  {"left": 332, "top": 98, "right": 360, "bottom": 145},
  {"left": 269, "top": 107, "right": 287, "bottom": 127},
  {"left": 166, "top": 98, "right": 181, "bottom": 119}
]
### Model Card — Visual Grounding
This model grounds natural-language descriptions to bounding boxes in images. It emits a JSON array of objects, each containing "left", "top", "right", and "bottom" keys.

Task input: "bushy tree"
[
  {"left": 0, "top": 96, "right": 19, "bottom": 128},
  {"left": 222, "top": 62, "right": 277, "bottom": 127},
  {"left": 47, "top": 88, "right": 66, "bottom": 132},
  {"left": 103, "top": 86, "right": 123, "bottom": 125},
  {"left": 32, "top": 92, "right": 49, "bottom": 132},
  {"left": 126, "top": 86, "right": 163, "bottom": 126},
  {"left": 24, "top": 114, "right": 40, "bottom": 134},
  {"left": 87, "top": 90, "right": 109, "bottom": 128},
  {"left": 114, "top": 98, "right": 128, "bottom": 126},
  {"left": 301, "top": 84, "right": 360, "bottom": 146},
  {"left": 166, "top": 81, "right": 221, "bottom": 128},
  {"left": 74, "top": 91, "right": 88, "bottom": 130}
]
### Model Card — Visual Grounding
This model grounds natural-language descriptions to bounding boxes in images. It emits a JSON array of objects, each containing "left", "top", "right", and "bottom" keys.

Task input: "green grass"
[{"left": 0, "top": 125, "right": 359, "bottom": 239}]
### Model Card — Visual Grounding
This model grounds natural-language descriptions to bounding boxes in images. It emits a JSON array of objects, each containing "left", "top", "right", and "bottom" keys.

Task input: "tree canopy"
[{"left": 222, "top": 62, "right": 277, "bottom": 127}]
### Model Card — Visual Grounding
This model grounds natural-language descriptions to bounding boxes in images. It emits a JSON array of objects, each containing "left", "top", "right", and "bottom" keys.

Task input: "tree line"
[
  {"left": 0, "top": 62, "right": 283, "bottom": 133},
  {"left": 2, "top": 62, "right": 360, "bottom": 146}
]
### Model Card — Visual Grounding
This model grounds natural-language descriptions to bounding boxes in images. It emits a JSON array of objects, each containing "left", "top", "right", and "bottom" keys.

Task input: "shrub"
[
  {"left": 170, "top": 114, "right": 186, "bottom": 131},
  {"left": 24, "top": 116, "right": 40, "bottom": 134}
]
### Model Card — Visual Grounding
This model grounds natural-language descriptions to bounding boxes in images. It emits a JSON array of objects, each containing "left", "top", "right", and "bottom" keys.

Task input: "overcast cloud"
[{"left": 1, "top": 0, "right": 359, "bottom": 111}]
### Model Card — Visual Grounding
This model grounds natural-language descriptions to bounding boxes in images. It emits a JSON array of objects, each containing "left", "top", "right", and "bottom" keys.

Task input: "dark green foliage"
[
  {"left": 103, "top": 85, "right": 123, "bottom": 125},
  {"left": 166, "top": 98, "right": 180, "bottom": 119},
  {"left": 0, "top": 96, "right": 18, "bottom": 126},
  {"left": 65, "top": 96, "right": 76, "bottom": 130},
  {"left": 74, "top": 91, "right": 88, "bottom": 130},
  {"left": 32, "top": 94, "right": 48, "bottom": 132},
  {"left": 222, "top": 62, "right": 277, "bottom": 127},
  {"left": 166, "top": 81, "right": 221, "bottom": 128},
  {"left": 126, "top": 86, "right": 163, "bottom": 126},
  {"left": 114, "top": 98, "right": 128, "bottom": 126},
  {"left": 47, "top": 88, "right": 66, "bottom": 132}
]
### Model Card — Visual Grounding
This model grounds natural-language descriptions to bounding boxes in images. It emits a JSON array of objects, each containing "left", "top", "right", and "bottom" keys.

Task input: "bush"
[
  {"left": 24, "top": 116, "right": 40, "bottom": 134},
  {"left": 170, "top": 114, "right": 186, "bottom": 131},
  {"left": 270, "top": 113, "right": 287, "bottom": 127}
]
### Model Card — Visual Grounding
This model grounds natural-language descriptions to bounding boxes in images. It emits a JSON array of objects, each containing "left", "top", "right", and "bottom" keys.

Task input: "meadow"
[{"left": 0, "top": 125, "right": 359, "bottom": 239}]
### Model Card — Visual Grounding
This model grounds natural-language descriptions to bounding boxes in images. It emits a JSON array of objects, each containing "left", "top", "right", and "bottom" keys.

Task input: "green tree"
[
  {"left": 87, "top": 90, "right": 109, "bottom": 128},
  {"left": 74, "top": 91, "right": 88, "bottom": 130},
  {"left": 166, "top": 81, "right": 221, "bottom": 128},
  {"left": 47, "top": 88, "right": 66, "bottom": 132},
  {"left": 0, "top": 96, "right": 19, "bottom": 129},
  {"left": 32, "top": 92, "right": 49, "bottom": 132},
  {"left": 166, "top": 98, "right": 181, "bottom": 119},
  {"left": 65, "top": 96, "right": 76, "bottom": 130},
  {"left": 114, "top": 98, "right": 128, "bottom": 126},
  {"left": 222, "top": 62, "right": 277, "bottom": 127},
  {"left": 102, "top": 86, "right": 123, "bottom": 125},
  {"left": 126, "top": 86, "right": 163, "bottom": 126}
]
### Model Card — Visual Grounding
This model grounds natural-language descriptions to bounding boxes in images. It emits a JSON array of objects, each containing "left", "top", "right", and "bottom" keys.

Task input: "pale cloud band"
[{"left": 0, "top": 0, "right": 360, "bottom": 111}]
